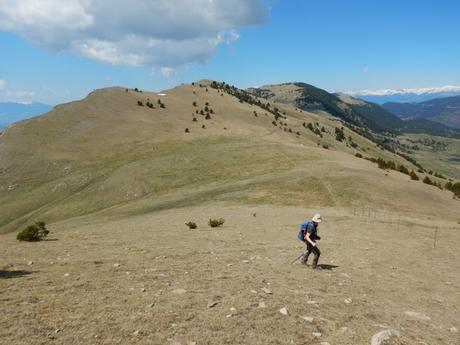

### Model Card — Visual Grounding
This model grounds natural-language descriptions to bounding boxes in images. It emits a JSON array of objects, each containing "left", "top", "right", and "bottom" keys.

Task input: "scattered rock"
[
  {"left": 344, "top": 298, "right": 353, "bottom": 304},
  {"left": 279, "top": 307, "right": 288, "bottom": 315},
  {"left": 27, "top": 261, "right": 33, "bottom": 266},
  {"left": 114, "top": 263, "right": 121, "bottom": 268},
  {"left": 339, "top": 326, "right": 354, "bottom": 335},
  {"left": 133, "top": 330, "right": 141, "bottom": 336},
  {"left": 320, "top": 342, "right": 331, "bottom": 345},
  {"left": 340, "top": 273, "right": 350, "bottom": 278},
  {"left": 250, "top": 289, "right": 257, "bottom": 294},
  {"left": 63, "top": 273, "right": 70, "bottom": 277},
  {"left": 261, "top": 287, "right": 272, "bottom": 294},
  {"left": 54, "top": 329, "right": 61, "bottom": 334},
  {"left": 242, "top": 260, "right": 249, "bottom": 263},
  {"left": 187, "top": 342, "right": 197, "bottom": 345},
  {"left": 172, "top": 288, "right": 187, "bottom": 295},
  {"left": 258, "top": 301, "right": 266, "bottom": 308},
  {"left": 207, "top": 300, "right": 219, "bottom": 309},
  {"left": 450, "top": 327, "right": 458, "bottom": 333},
  {"left": 301, "top": 316, "right": 314, "bottom": 322},
  {"left": 371, "top": 329, "right": 400, "bottom": 345},
  {"left": 307, "top": 300, "right": 318, "bottom": 305},
  {"left": 141, "top": 288, "right": 146, "bottom": 292},
  {"left": 147, "top": 303, "right": 155, "bottom": 308},
  {"left": 404, "top": 311, "right": 430, "bottom": 321},
  {"left": 226, "top": 314, "right": 232, "bottom": 318},
  {"left": 230, "top": 307, "right": 236, "bottom": 311},
  {"left": 312, "top": 332, "right": 322, "bottom": 337}
]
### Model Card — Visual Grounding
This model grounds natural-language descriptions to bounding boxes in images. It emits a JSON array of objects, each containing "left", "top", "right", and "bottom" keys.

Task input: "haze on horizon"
[{"left": 1, "top": 0, "right": 460, "bottom": 105}]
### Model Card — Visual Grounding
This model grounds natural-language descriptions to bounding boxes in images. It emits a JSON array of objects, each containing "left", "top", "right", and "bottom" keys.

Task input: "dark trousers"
[{"left": 301, "top": 242, "right": 321, "bottom": 268}]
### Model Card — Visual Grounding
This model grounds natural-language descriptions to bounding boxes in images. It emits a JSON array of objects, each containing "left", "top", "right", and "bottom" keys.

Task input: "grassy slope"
[{"left": 1, "top": 82, "right": 459, "bottom": 234}]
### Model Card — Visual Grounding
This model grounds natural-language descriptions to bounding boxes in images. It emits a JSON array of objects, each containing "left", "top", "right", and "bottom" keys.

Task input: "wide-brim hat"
[{"left": 312, "top": 213, "right": 322, "bottom": 223}]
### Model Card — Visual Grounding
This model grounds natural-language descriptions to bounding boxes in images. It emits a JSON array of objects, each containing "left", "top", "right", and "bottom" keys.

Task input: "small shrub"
[
  {"left": 322, "top": 144, "right": 329, "bottom": 149},
  {"left": 423, "top": 176, "right": 433, "bottom": 185},
  {"left": 208, "top": 218, "right": 225, "bottom": 228},
  {"left": 355, "top": 153, "right": 363, "bottom": 158},
  {"left": 205, "top": 114, "right": 211, "bottom": 120},
  {"left": 398, "top": 165, "right": 410, "bottom": 175},
  {"left": 192, "top": 101, "right": 197, "bottom": 107},
  {"left": 185, "top": 128, "right": 190, "bottom": 133},
  {"left": 185, "top": 221, "right": 197, "bottom": 229},
  {"left": 17, "top": 222, "right": 49, "bottom": 241},
  {"left": 192, "top": 117, "right": 197, "bottom": 122},
  {"left": 202, "top": 125, "right": 206, "bottom": 129},
  {"left": 410, "top": 170, "right": 419, "bottom": 180},
  {"left": 160, "top": 103, "right": 165, "bottom": 108},
  {"left": 137, "top": 100, "right": 144, "bottom": 106}
]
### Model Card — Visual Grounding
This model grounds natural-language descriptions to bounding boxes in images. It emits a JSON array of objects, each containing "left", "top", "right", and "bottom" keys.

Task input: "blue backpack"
[{"left": 297, "top": 221, "right": 311, "bottom": 242}]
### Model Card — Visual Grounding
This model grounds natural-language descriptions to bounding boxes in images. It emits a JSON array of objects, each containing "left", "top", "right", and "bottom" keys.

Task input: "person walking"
[{"left": 299, "top": 213, "right": 322, "bottom": 269}]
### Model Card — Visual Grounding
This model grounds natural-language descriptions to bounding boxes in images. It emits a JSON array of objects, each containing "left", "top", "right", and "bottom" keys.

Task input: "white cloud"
[
  {"left": 0, "top": 79, "right": 5, "bottom": 90},
  {"left": 347, "top": 85, "right": 460, "bottom": 96},
  {"left": 362, "top": 66, "right": 369, "bottom": 73},
  {"left": 159, "top": 67, "right": 175, "bottom": 78},
  {"left": 7, "top": 90, "right": 35, "bottom": 97},
  {"left": 0, "top": 0, "right": 267, "bottom": 67}
]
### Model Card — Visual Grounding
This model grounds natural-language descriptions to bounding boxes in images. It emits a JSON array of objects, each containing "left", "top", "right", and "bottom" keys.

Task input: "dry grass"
[{"left": 1, "top": 205, "right": 459, "bottom": 344}]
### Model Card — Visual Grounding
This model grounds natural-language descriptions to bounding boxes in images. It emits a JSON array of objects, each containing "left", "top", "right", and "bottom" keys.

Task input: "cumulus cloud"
[
  {"left": 0, "top": 0, "right": 267, "bottom": 68},
  {"left": 348, "top": 85, "right": 460, "bottom": 96},
  {"left": 0, "top": 79, "right": 5, "bottom": 90}
]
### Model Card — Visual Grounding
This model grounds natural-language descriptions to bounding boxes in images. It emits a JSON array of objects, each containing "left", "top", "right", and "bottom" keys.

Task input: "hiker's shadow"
[
  {"left": 0, "top": 270, "right": 34, "bottom": 279},
  {"left": 317, "top": 264, "right": 339, "bottom": 270}
]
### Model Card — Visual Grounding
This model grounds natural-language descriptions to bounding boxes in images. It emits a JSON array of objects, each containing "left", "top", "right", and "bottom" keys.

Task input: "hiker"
[{"left": 299, "top": 213, "right": 322, "bottom": 269}]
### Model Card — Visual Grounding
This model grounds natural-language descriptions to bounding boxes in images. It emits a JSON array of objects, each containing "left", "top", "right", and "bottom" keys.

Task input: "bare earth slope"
[{"left": 1, "top": 81, "right": 459, "bottom": 344}]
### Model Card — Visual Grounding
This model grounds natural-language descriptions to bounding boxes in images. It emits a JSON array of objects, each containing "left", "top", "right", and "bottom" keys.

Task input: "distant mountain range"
[
  {"left": 382, "top": 95, "right": 460, "bottom": 129},
  {"left": 348, "top": 86, "right": 460, "bottom": 104},
  {"left": 248, "top": 82, "right": 460, "bottom": 138},
  {"left": 0, "top": 102, "right": 53, "bottom": 129}
]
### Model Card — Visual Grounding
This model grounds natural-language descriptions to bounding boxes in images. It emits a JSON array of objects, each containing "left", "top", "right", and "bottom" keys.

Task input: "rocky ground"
[{"left": 1, "top": 205, "right": 459, "bottom": 345}]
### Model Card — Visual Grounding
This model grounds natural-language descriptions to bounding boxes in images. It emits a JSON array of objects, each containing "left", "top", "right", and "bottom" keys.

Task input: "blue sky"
[{"left": 1, "top": 0, "right": 460, "bottom": 104}]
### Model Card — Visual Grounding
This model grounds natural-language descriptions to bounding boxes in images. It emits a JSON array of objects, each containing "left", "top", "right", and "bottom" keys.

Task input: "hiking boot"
[{"left": 300, "top": 255, "right": 308, "bottom": 266}]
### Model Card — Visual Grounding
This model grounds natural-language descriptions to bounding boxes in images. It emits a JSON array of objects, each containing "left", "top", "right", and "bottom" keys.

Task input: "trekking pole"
[{"left": 291, "top": 251, "right": 306, "bottom": 264}]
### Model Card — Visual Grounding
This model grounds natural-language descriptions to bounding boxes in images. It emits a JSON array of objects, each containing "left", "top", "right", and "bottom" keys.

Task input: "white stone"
[
  {"left": 450, "top": 327, "right": 458, "bottom": 333},
  {"left": 371, "top": 329, "right": 400, "bottom": 345},
  {"left": 261, "top": 287, "right": 272, "bottom": 294},
  {"left": 114, "top": 263, "right": 121, "bottom": 268},
  {"left": 207, "top": 300, "right": 219, "bottom": 309},
  {"left": 404, "top": 311, "right": 430, "bottom": 321},
  {"left": 63, "top": 273, "right": 70, "bottom": 277},
  {"left": 172, "top": 288, "right": 187, "bottom": 294},
  {"left": 279, "top": 307, "right": 288, "bottom": 315},
  {"left": 301, "top": 316, "right": 313, "bottom": 322},
  {"left": 344, "top": 298, "right": 353, "bottom": 304},
  {"left": 258, "top": 301, "right": 266, "bottom": 308},
  {"left": 28, "top": 261, "right": 34, "bottom": 265},
  {"left": 312, "top": 332, "right": 322, "bottom": 337}
]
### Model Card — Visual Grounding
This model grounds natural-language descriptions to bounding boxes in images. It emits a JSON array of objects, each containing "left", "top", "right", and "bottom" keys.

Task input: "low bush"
[
  {"left": 423, "top": 176, "right": 433, "bottom": 185},
  {"left": 410, "top": 170, "right": 419, "bottom": 180},
  {"left": 17, "top": 222, "right": 49, "bottom": 241},
  {"left": 208, "top": 218, "right": 225, "bottom": 228},
  {"left": 185, "top": 221, "right": 197, "bottom": 229}
]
